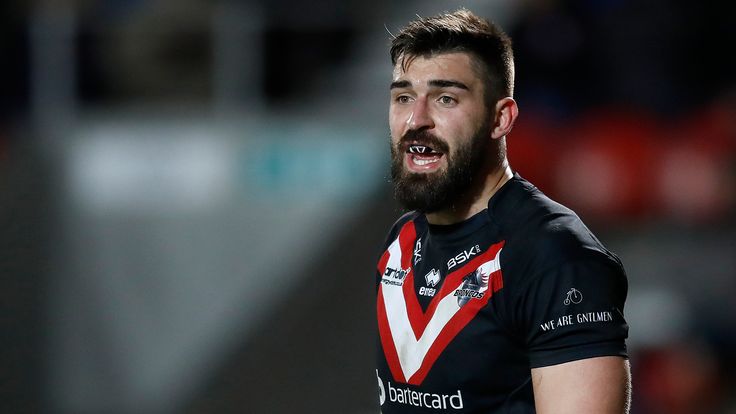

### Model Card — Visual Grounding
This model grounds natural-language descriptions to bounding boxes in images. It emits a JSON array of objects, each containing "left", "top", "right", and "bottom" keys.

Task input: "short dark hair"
[{"left": 390, "top": 9, "right": 514, "bottom": 106}]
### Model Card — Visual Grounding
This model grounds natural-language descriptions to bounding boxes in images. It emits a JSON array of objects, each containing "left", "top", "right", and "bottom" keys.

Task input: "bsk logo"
[
  {"left": 413, "top": 238, "right": 422, "bottom": 265},
  {"left": 447, "top": 244, "right": 481, "bottom": 270},
  {"left": 419, "top": 269, "right": 441, "bottom": 297}
]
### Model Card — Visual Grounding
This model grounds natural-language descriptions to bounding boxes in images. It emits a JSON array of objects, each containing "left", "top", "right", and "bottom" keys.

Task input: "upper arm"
[
  {"left": 517, "top": 257, "right": 629, "bottom": 368},
  {"left": 531, "top": 356, "right": 631, "bottom": 414}
]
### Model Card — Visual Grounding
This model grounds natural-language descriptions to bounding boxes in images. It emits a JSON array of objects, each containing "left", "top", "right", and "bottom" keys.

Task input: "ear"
[{"left": 491, "top": 97, "right": 519, "bottom": 140}]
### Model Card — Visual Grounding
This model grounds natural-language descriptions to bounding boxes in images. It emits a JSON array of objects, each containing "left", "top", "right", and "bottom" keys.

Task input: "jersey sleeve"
[{"left": 517, "top": 255, "right": 629, "bottom": 368}]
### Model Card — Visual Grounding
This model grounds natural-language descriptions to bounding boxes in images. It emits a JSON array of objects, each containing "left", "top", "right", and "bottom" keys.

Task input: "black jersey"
[{"left": 375, "top": 173, "right": 628, "bottom": 413}]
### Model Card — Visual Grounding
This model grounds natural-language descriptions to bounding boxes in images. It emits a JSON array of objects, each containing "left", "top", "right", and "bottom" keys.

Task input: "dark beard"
[{"left": 390, "top": 125, "right": 491, "bottom": 213}]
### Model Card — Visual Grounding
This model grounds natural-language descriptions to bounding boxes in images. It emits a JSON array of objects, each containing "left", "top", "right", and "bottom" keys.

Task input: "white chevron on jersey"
[{"left": 381, "top": 235, "right": 502, "bottom": 381}]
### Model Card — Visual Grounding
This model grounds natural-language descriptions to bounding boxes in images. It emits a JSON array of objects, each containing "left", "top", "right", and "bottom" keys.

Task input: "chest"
[
  {"left": 380, "top": 225, "right": 504, "bottom": 352},
  {"left": 376, "top": 221, "right": 530, "bottom": 395},
  {"left": 411, "top": 237, "right": 489, "bottom": 309}
]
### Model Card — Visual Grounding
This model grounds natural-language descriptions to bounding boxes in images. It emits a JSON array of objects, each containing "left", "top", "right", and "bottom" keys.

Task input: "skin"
[
  {"left": 389, "top": 51, "right": 631, "bottom": 413},
  {"left": 389, "top": 52, "right": 517, "bottom": 225},
  {"left": 532, "top": 357, "right": 632, "bottom": 414}
]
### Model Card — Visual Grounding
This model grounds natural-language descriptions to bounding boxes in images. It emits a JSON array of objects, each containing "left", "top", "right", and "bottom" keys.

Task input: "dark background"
[{"left": 1, "top": 1, "right": 735, "bottom": 413}]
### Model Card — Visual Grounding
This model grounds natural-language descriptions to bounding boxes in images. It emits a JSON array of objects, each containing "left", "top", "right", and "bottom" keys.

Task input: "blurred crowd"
[{"left": 1, "top": 1, "right": 734, "bottom": 413}]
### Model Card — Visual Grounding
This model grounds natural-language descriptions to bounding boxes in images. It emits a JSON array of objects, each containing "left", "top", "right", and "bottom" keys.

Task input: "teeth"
[{"left": 413, "top": 156, "right": 440, "bottom": 166}]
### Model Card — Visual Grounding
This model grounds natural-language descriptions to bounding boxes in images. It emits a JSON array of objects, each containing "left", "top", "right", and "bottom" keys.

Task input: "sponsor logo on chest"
[
  {"left": 446, "top": 244, "right": 481, "bottom": 270},
  {"left": 377, "top": 370, "right": 464, "bottom": 410},
  {"left": 382, "top": 266, "right": 410, "bottom": 286}
]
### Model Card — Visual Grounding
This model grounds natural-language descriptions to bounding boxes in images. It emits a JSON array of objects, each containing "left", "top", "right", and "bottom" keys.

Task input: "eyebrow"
[
  {"left": 389, "top": 79, "right": 469, "bottom": 90},
  {"left": 390, "top": 80, "right": 411, "bottom": 89},
  {"left": 429, "top": 79, "right": 469, "bottom": 90}
]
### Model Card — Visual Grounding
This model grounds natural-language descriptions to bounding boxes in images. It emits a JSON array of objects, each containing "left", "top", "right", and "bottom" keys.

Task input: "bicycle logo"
[{"left": 564, "top": 288, "right": 583, "bottom": 305}]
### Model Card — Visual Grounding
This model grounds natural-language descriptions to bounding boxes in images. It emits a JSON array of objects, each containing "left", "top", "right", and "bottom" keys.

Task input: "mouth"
[{"left": 405, "top": 143, "right": 445, "bottom": 171}]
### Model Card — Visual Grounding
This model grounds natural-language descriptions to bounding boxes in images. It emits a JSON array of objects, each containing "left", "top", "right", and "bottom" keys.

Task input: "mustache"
[{"left": 398, "top": 129, "right": 450, "bottom": 153}]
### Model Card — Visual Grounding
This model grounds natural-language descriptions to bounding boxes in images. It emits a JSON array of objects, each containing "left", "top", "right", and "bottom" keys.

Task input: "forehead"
[{"left": 392, "top": 52, "right": 484, "bottom": 83}]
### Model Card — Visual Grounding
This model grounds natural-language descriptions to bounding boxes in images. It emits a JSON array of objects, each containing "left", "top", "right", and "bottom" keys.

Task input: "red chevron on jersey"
[{"left": 377, "top": 220, "right": 505, "bottom": 385}]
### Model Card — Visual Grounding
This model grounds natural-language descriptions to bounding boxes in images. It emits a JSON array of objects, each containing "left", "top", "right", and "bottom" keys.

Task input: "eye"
[
  {"left": 395, "top": 95, "right": 412, "bottom": 104},
  {"left": 438, "top": 95, "right": 457, "bottom": 105}
]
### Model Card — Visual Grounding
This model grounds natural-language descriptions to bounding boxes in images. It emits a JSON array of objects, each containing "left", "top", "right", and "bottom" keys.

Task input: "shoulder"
[
  {"left": 492, "top": 177, "right": 623, "bottom": 283},
  {"left": 380, "top": 210, "right": 422, "bottom": 250}
]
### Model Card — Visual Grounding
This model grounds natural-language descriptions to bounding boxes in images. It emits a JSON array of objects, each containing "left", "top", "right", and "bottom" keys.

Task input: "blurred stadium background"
[{"left": 1, "top": 1, "right": 734, "bottom": 413}]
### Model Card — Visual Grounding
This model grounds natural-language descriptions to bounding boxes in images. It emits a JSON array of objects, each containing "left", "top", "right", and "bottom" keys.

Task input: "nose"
[{"left": 407, "top": 97, "right": 434, "bottom": 131}]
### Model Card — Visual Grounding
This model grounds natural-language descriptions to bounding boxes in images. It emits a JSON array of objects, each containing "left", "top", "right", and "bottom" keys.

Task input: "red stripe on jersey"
[
  {"left": 377, "top": 220, "right": 417, "bottom": 382},
  {"left": 398, "top": 223, "right": 423, "bottom": 338},
  {"left": 377, "top": 219, "right": 414, "bottom": 276},
  {"left": 377, "top": 219, "right": 506, "bottom": 386},
  {"left": 408, "top": 268, "right": 503, "bottom": 385},
  {"left": 377, "top": 248, "right": 390, "bottom": 276},
  {"left": 410, "top": 241, "right": 505, "bottom": 338},
  {"left": 490, "top": 265, "right": 504, "bottom": 292}
]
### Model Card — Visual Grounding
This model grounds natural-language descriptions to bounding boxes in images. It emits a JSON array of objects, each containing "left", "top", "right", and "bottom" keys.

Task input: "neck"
[{"left": 425, "top": 160, "right": 513, "bottom": 225}]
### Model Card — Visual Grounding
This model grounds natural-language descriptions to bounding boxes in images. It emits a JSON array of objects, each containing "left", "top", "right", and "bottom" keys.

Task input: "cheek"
[
  {"left": 388, "top": 110, "right": 405, "bottom": 136},
  {"left": 434, "top": 117, "right": 466, "bottom": 140},
  {"left": 436, "top": 112, "right": 481, "bottom": 138}
]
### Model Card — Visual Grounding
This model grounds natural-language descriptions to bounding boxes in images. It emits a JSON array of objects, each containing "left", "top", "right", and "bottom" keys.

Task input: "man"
[{"left": 375, "top": 9, "right": 631, "bottom": 413}]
